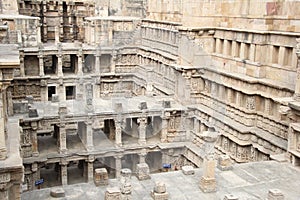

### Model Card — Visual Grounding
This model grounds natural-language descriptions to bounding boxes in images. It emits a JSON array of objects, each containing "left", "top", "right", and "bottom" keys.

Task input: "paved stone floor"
[{"left": 22, "top": 161, "right": 300, "bottom": 200}]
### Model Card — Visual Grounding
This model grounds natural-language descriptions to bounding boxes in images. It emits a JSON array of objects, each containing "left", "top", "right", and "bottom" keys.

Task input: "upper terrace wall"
[{"left": 147, "top": 0, "right": 300, "bottom": 32}]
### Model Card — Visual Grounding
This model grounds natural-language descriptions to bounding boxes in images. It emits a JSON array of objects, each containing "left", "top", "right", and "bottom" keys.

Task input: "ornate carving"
[
  {"left": 246, "top": 96, "right": 255, "bottom": 110},
  {"left": 0, "top": 173, "right": 10, "bottom": 183}
]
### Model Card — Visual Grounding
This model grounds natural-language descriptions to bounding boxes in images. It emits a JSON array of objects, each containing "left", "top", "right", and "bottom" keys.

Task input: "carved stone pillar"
[
  {"left": 55, "top": 26, "right": 60, "bottom": 44},
  {"left": 19, "top": 52, "right": 25, "bottom": 77},
  {"left": 138, "top": 117, "right": 147, "bottom": 145},
  {"left": 161, "top": 115, "right": 168, "bottom": 142},
  {"left": 139, "top": 149, "right": 147, "bottom": 163},
  {"left": 115, "top": 119, "right": 122, "bottom": 147},
  {"left": 60, "top": 162, "right": 68, "bottom": 186},
  {"left": 31, "top": 121, "right": 39, "bottom": 157},
  {"left": 0, "top": 90, "right": 7, "bottom": 160},
  {"left": 125, "top": 118, "right": 132, "bottom": 133},
  {"left": 85, "top": 157, "right": 94, "bottom": 183},
  {"left": 58, "top": 124, "right": 67, "bottom": 154},
  {"left": 95, "top": 48, "right": 101, "bottom": 74},
  {"left": 38, "top": 54, "right": 44, "bottom": 77},
  {"left": 0, "top": 187, "right": 8, "bottom": 200},
  {"left": 77, "top": 52, "right": 83, "bottom": 76},
  {"left": 0, "top": 173, "right": 10, "bottom": 200},
  {"left": 294, "top": 38, "right": 300, "bottom": 100},
  {"left": 86, "top": 120, "right": 93, "bottom": 150},
  {"left": 115, "top": 155, "right": 122, "bottom": 179},
  {"left": 110, "top": 53, "right": 116, "bottom": 74},
  {"left": 57, "top": 54, "right": 63, "bottom": 77}
]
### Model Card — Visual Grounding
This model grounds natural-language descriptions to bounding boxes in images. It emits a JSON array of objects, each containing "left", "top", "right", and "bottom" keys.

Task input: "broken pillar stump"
[
  {"left": 136, "top": 163, "right": 150, "bottom": 180},
  {"left": 105, "top": 187, "right": 121, "bottom": 200},
  {"left": 217, "top": 155, "right": 233, "bottom": 171},
  {"left": 151, "top": 181, "right": 168, "bottom": 200},
  {"left": 94, "top": 168, "right": 109, "bottom": 186}
]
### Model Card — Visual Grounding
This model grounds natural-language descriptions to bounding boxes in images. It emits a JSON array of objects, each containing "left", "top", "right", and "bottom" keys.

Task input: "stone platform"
[{"left": 22, "top": 161, "right": 300, "bottom": 200}]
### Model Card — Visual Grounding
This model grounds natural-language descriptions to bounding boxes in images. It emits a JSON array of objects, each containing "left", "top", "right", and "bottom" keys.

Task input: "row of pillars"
[{"left": 19, "top": 48, "right": 116, "bottom": 78}]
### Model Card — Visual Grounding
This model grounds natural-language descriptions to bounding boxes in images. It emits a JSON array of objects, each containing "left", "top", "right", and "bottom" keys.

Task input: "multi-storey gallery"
[{"left": 0, "top": 0, "right": 300, "bottom": 199}]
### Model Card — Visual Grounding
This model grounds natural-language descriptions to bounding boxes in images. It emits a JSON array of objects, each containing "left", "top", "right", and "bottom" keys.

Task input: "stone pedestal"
[
  {"left": 151, "top": 182, "right": 168, "bottom": 200},
  {"left": 105, "top": 187, "right": 121, "bottom": 200},
  {"left": 94, "top": 168, "right": 108, "bottom": 186},
  {"left": 182, "top": 165, "right": 194, "bottom": 175},
  {"left": 199, "top": 155, "right": 216, "bottom": 193},
  {"left": 120, "top": 168, "right": 132, "bottom": 200},
  {"left": 267, "top": 189, "right": 284, "bottom": 200},
  {"left": 199, "top": 176, "right": 216, "bottom": 193},
  {"left": 136, "top": 163, "right": 150, "bottom": 180},
  {"left": 217, "top": 155, "right": 233, "bottom": 171}
]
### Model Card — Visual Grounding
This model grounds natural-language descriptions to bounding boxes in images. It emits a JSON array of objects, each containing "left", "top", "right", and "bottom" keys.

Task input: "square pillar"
[
  {"left": 115, "top": 156, "right": 122, "bottom": 179},
  {"left": 86, "top": 120, "right": 93, "bottom": 150},
  {"left": 110, "top": 53, "right": 116, "bottom": 74},
  {"left": 77, "top": 53, "right": 83, "bottom": 76},
  {"left": 95, "top": 55, "right": 100, "bottom": 74},
  {"left": 38, "top": 54, "right": 44, "bottom": 77},
  {"left": 57, "top": 54, "right": 63, "bottom": 77},
  {"left": 240, "top": 43, "right": 247, "bottom": 59},
  {"left": 139, "top": 149, "right": 147, "bottom": 163},
  {"left": 60, "top": 162, "right": 68, "bottom": 186},
  {"left": 19, "top": 52, "right": 25, "bottom": 77},
  {"left": 161, "top": 117, "right": 168, "bottom": 142},
  {"left": 115, "top": 120, "right": 122, "bottom": 147},
  {"left": 0, "top": 92, "right": 7, "bottom": 160},
  {"left": 58, "top": 124, "right": 67, "bottom": 154},
  {"left": 278, "top": 46, "right": 286, "bottom": 66},
  {"left": 31, "top": 123, "right": 39, "bottom": 157},
  {"left": 85, "top": 160, "right": 94, "bottom": 183},
  {"left": 199, "top": 155, "right": 216, "bottom": 193},
  {"left": 215, "top": 38, "right": 222, "bottom": 54},
  {"left": 138, "top": 117, "right": 147, "bottom": 145}
]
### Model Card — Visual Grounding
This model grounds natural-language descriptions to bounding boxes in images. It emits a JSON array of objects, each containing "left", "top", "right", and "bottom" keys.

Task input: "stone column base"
[
  {"left": 151, "top": 191, "right": 168, "bottom": 200},
  {"left": 199, "top": 177, "right": 216, "bottom": 193}
]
